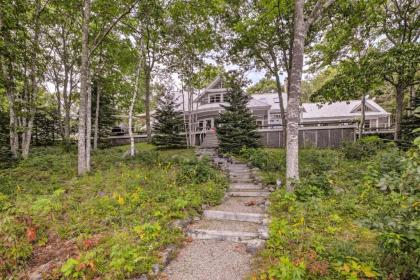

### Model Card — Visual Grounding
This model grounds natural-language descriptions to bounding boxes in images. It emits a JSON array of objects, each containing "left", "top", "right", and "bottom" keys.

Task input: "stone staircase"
[
  {"left": 163, "top": 148, "right": 271, "bottom": 280},
  {"left": 188, "top": 149, "right": 270, "bottom": 247},
  {"left": 199, "top": 130, "right": 219, "bottom": 148}
]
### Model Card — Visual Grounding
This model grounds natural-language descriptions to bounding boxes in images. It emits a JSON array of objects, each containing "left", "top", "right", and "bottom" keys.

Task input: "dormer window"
[{"left": 209, "top": 93, "right": 222, "bottom": 103}]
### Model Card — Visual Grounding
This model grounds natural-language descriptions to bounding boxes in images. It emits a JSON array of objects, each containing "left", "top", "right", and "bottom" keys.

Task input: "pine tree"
[
  {"left": 216, "top": 73, "right": 260, "bottom": 154},
  {"left": 152, "top": 92, "right": 186, "bottom": 149}
]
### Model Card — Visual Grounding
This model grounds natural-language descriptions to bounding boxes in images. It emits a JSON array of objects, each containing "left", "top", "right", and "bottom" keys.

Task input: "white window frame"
[{"left": 208, "top": 93, "right": 222, "bottom": 103}]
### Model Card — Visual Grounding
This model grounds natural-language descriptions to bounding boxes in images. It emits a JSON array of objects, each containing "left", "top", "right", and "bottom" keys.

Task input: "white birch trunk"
[
  {"left": 181, "top": 80, "right": 189, "bottom": 147},
  {"left": 85, "top": 73, "right": 92, "bottom": 171},
  {"left": 286, "top": 0, "right": 305, "bottom": 191},
  {"left": 359, "top": 95, "right": 366, "bottom": 137},
  {"left": 129, "top": 61, "right": 141, "bottom": 157},
  {"left": 93, "top": 82, "right": 100, "bottom": 150},
  {"left": 78, "top": 0, "right": 91, "bottom": 175}
]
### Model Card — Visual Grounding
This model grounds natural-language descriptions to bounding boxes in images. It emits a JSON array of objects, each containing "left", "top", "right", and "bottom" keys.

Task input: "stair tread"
[
  {"left": 189, "top": 219, "right": 260, "bottom": 233},
  {"left": 212, "top": 197, "right": 265, "bottom": 213}
]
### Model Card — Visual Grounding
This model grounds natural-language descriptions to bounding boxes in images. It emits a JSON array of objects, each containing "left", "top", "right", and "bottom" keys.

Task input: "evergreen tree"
[
  {"left": 152, "top": 92, "right": 186, "bottom": 149},
  {"left": 216, "top": 72, "right": 260, "bottom": 154}
]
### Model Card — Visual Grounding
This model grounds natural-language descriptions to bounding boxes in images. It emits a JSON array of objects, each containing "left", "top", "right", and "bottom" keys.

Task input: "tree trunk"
[
  {"left": 93, "top": 81, "right": 100, "bottom": 150},
  {"left": 188, "top": 87, "right": 193, "bottom": 146},
  {"left": 129, "top": 61, "right": 141, "bottom": 157},
  {"left": 85, "top": 73, "right": 92, "bottom": 171},
  {"left": 359, "top": 95, "right": 366, "bottom": 138},
  {"left": 286, "top": 0, "right": 305, "bottom": 191},
  {"left": 181, "top": 80, "right": 190, "bottom": 147},
  {"left": 22, "top": 0, "right": 41, "bottom": 159},
  {"left": 1, "top": 55, "right": 19, "bottom": 158},
  {"left": 21, "top": 115, "right": 34, "bottom": 159},
  {"left": 78, "top": 0, "right": 91, "bottom": 175},
  {"left": 394, "top": 83, "right": 404, "bottom": 141},
  {"left": 273, "top": 69, "right": 287, "bottom": 147},
  {"left": 64, "top": 69, "right": 74, "bottom": 142},
  {"left": 144, "top": 69, "right": 152, "bottom": 142}
]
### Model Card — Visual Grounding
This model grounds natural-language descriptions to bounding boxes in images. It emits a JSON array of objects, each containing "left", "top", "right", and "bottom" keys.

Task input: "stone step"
[
  {"left": 230, "top": 178, "right": 254, "bottom": 183},
  {"left": 187, "top": 229, "right": 259, "bottom": 242},
  {"left": 229, "top": 169, "right": 252, "bottom": 173},
  {"left": 230, "top": 183, "right": 262, "bottom": 190},
  {"left": 189, "top": 219, "right": 260, "bottom": 232},
  {"left": 212, "top": 197, "right": 265, "bottom": 214},
  {"left": 203, "top": 210, "right": 266, "bottom": 223},
  {"left": 228, "top": 191, "right": 270, "bottom": 197},
  {"left": 229, "top": 187, "right": 264, "bottom": 192},
  {"left": 228, "top": 163, "right": 248, "bottom": 168},
  {"left": 230, "top": 174, "right": 252, "bottom": 179}
]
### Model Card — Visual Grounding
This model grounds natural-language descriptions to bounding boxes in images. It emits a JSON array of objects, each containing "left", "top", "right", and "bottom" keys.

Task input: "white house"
[{"left": 180, "top": 76, "right": 391, "bottom": 132}]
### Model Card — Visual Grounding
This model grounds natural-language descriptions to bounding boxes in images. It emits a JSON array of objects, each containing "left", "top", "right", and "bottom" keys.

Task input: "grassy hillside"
[
  {"left": 240, "top": 138, "right": 419, "bottom": 280},
  {"left": 0, "top": 144, "right": 228, "bottom": 279}
]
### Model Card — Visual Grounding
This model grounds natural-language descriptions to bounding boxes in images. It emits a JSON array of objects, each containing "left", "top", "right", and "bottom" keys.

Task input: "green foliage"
[
  {"left": 152, "top": 92, "right": 186, "bottom": 149},
  {"left": 216, "top": 72, "right": 260, "bottom": 154},
  {"left": 245, "top": 144, "right": 418, "bottom": 279},
  {"left": 340, "top": 136, "right": 388, "bottom": 160},
  {"left": 247, "top": 78, "right": 278, "bottom": 95},
  {"left": 268, "top": 256, "right": 306, "bottom": 280},
  {"left": 0, "top": 143, "right": 227, "bottom": 278}
]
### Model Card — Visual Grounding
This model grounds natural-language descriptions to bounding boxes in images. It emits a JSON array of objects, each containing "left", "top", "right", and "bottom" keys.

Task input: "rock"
[
  {"left": 28, "top": 262, "right": 55, "bottom": 280},
  {"left": 170, "top": 218, "right": 191, "bottom": 230},
  {"left": 152, "top": 263, "right": 160, "bottom": 275},
  {"left": 262, "top": 218, "right": 271, "bottom": 226},
  {"left": 258, "top": 227, "right": 269, "bottom": 240},
  {"left": 160, "top": 245, "right": 176, "bottom": 266},
  {"left": 132, "top": 275, "right": 148, "bottom": 280},
  {"left": 29, "top": 272, "right": 42, "bottom": 280},
  {"left": 193, "top": 216, "right": 200, "bottom": 222},
  {"left": 334, "top": 187, "right": 345, "bottom": 194},
  {"left": 245, "top": 239, "right": 265, "bottom": 254},
  {"left": 122, "top": 149, "right": 138, "bottom": 159}
]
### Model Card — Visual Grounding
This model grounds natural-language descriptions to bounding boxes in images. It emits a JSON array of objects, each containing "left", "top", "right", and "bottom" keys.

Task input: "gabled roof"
[
  {"left": 301, "top": 100, "right": 389, "bottom": 119},
  {"left": 194, "top": 75, "right": 224, "bottom": 102}
]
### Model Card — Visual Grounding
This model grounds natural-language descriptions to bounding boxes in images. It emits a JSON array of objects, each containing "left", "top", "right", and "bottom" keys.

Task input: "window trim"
[{"left": 208, "top": 93, "right": 222, "bottom": 103}]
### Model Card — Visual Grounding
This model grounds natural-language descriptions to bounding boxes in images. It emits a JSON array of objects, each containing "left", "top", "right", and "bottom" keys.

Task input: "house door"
[
  {"left": 199, "top": 118, "right": 214, "bottom": 130},
  {"left": 206, "top": 119, "right": 213, "bottom": 129}
]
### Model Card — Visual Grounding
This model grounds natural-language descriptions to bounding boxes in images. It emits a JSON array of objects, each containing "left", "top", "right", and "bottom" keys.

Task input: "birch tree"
[
  {"left": 128, "top": 42, "right": 143, "bottom": 157},
  {"left": 286, "top": 0, "right": 335, "bottom": 190},
  {"left": 77, "top": 0, "right": 140, "bottom": 174},
  {"left": 45, "top": 0, "right": 80, "bottom": 144},
  {"left": 0, "top": 0, "right": 47, "bottom": 159}
]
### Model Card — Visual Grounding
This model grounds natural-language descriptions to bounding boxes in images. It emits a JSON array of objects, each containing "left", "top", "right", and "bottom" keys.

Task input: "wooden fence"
[{"left": 257, "top": 126, "right": 356, "bottom": 148}]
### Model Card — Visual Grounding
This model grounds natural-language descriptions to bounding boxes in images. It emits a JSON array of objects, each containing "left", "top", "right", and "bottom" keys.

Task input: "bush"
[
  {"left": 176, "top": 158, "right": 226, "bottom": 185},
  {"left": 240, "top": 147, "right": 285, "bottom": 171},
  {"left": 341, "top": 136, "right": 388, "bottom": 160},
  {"left": 295, "top": 174, "right": 331, "bottom": 201}
]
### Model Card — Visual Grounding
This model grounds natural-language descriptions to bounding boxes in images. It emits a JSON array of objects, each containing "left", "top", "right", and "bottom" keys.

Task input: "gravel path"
[{"left": 161, "top": 240, "right": 252, "bottom": 280}]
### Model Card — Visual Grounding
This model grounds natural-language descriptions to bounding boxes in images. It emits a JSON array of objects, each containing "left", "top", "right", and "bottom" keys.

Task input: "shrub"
[
  {"left": 341, "top": 136, "right": 388, "bottom": 160},
  {"left": 295, "top": 174, "right": 331, "bottom": 201},
  {"left": 240, "top": 147, "right": 285, "bottom": 171}
]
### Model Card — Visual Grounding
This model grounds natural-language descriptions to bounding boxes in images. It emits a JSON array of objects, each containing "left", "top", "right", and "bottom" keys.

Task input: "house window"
[
  {"left": 256, "top": 120, "right": 263, "bottom": 127},
  {"left": 364, "top": 120, "right": 370, "bottom": 128},
  {"left": 209, "top": 94, "right": 221, "bottom": 103}
]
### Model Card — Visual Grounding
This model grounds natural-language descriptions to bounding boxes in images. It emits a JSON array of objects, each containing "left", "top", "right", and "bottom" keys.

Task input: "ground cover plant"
[
  {"left": 0, "top": 143, "right": 227, "bottom": 279},
  {"left": 241, "top": 137, "right": 419, "bottom": 280}
]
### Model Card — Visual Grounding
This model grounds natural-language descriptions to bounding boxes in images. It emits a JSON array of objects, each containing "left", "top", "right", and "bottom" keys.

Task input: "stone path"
[{"left": 162, "top": 148, "right": 270, "bottom": 280}]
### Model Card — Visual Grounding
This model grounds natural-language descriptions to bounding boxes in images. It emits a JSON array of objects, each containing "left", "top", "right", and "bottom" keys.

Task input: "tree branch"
[
  {"left": 90, "top": 0, "right": 141, "bottom": 56},
  {"left": 305, "top": 0, "right": 336, "bottom": 33}
]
